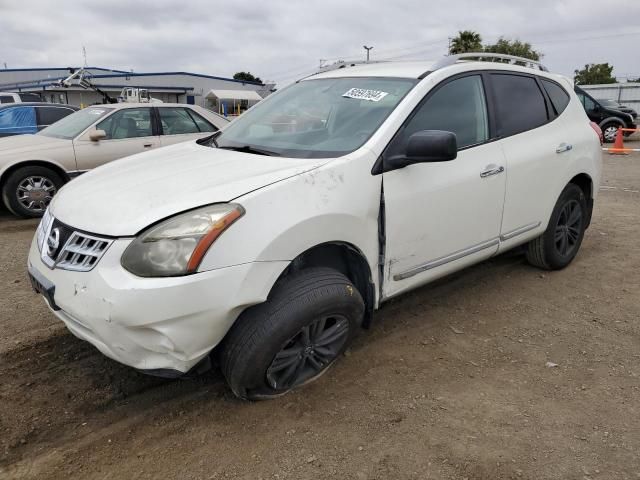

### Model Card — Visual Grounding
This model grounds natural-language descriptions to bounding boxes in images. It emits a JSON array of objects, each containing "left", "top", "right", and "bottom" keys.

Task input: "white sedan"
[{"left": 0, "top": 103, "right": 229, "bottom": 217}]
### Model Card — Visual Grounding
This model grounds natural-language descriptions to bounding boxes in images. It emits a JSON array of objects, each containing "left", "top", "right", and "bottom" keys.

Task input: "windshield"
[
  {"left": 38, "top": 106, "right": 113, "bottom": 139},
  {"left": 215, "top": 77, "right": 417, "bottom": 158}
]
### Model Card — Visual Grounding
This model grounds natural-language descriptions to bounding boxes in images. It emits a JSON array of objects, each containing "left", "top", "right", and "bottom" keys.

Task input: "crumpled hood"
[
  {"left": 50, "top": 141, "right": 329, "bottom": 236},
  {"left": 0, "top": 134, "right": 70, "bottom": 156}
]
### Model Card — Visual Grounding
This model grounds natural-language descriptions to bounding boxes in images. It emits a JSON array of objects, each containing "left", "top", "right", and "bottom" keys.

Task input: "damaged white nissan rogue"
[{"left": 28, "top": 54, "right": 602, "bottom": 399}]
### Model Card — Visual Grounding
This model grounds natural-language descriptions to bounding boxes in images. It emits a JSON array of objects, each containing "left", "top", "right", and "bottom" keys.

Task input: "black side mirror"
[{"left": 383, "top": 130, "right": 457, "bottom": 173}]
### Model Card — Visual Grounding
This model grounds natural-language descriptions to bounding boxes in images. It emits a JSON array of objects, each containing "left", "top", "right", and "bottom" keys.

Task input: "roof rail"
[{"left": 432, "top": 52, "right": 548, "bottom": 72}]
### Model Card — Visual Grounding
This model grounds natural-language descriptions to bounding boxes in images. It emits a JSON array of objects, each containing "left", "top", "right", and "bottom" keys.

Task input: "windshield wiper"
[{"left": 218, "top": 145, "right": 280, "bottom": 156}]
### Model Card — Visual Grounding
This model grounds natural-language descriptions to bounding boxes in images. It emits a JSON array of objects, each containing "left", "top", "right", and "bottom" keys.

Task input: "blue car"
[{"left": 0, "top": 103, "right": 78, "bottom": 137}]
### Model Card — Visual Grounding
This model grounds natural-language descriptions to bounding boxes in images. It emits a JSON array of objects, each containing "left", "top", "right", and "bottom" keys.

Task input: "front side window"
[
  {"left": 39, "top": 107, "right": 112, "bottom": 139},
  {"left": 0, "top": 106, "right": 37, "bottom": 135},
  {"left": 387, "top": 75, "right": 489, "bottom": 153},
  {"left": 158, "top": 107, "right": 201, "bottom": 135},
  {"left": 491, "top": 74, "right": 549, "bottom": 137},
  {"left": 97, "top": 108, "right": 153, "bottom": 139},
  {"left": 215, "top": 77, "right": 417, "bottom": 158}
]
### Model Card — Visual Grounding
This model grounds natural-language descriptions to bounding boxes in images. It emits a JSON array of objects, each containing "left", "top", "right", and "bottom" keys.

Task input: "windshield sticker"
[{"left": 342, "top": 88, "right": 388, "bottom": 102}]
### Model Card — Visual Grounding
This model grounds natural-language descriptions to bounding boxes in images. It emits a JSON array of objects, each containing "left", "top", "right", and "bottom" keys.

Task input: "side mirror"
[
  {"left": 384, "top": 130, "right": 457, "bottom": 172},
  {"left": 89, "top": 129, "right": 107, "bottom": 142}
]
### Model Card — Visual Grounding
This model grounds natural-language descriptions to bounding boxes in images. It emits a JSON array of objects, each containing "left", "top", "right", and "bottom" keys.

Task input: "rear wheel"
[
  {"left": 601, "top": 122, "right": 620, "bottom": 143},
  {"left": 219, "top": 267, "right": 364, "bottom": 400},
  {"left": 2, "top": 166, "right": 64, "bottom": 218},
  {"left": 526, "top": 183, "right": 587, "bottom": 270}
]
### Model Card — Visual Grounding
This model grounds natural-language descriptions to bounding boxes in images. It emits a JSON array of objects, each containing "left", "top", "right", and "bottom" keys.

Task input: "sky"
[{"left": 1, "top": 0, "right": 639, "bottom": 87}]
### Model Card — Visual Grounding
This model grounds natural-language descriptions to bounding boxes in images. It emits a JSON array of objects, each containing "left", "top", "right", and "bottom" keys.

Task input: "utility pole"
[
  {"left": 448, "top": 37, "right": 452, "bottom": 55},
  {"left": 363, "top": 45, "right": 373, "bottom": 62}
]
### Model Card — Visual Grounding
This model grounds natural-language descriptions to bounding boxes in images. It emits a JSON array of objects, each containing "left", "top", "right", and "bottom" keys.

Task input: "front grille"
[{"left": 41, "top": 217, "right": 113, "bottom": 272}]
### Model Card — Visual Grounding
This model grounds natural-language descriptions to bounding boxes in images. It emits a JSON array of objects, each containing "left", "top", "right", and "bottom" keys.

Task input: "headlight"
[
  {"left": 121, "top": 204, "right": 244, "bottom": 277},
  {"left": 36, "top": 208, "right": 53, "bottom": 252}
]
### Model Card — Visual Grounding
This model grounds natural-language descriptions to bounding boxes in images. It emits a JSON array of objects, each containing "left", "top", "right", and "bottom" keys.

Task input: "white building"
[{"left": 0, "top": 67, "right": 272, "bottom": 113}]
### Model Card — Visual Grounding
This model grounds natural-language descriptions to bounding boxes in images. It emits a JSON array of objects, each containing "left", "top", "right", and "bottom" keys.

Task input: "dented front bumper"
[{"left": 27, "top": 237, "right": 288, "bottom": 374}]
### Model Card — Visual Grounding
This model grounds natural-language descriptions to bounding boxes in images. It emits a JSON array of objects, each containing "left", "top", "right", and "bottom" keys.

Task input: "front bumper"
[{"left": 27, "top": 237, "right": 289, "bottom": 374}]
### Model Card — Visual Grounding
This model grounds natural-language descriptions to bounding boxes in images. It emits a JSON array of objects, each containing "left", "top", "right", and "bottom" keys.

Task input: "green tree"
[
  {"left": 450, "top": 30, "right": 483, "bottom": 54},
  {"left": 574, "top": 64, "right": 616, "bottom": 85},
  {"left": 233, "top": 71, "right": 263, "bottom": 84},
  {"left": 483, "top": 37, "right": 542, "bottom": 61}
]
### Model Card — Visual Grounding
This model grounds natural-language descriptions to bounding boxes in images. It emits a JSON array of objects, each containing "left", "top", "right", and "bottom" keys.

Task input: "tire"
[
  {"left": 219, "top": 267, "right": 365, "bottom": 400},
  {"left": 526, "top": 183, "right": 587, "bottom": 270},
  {"left": 1, "top": 166, "right": 64, "bottom": 218},
  {"left": 601, "top": 122, "right": 620, "bottom": 143}
]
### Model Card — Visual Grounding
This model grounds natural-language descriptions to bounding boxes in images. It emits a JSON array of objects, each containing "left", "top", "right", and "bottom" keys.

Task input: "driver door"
[
  {"left": 381, "top": 74, "right": 506, "bottom": 298},
  {"left": 73, "top": 107, "right": 160, "bottom": 171}
]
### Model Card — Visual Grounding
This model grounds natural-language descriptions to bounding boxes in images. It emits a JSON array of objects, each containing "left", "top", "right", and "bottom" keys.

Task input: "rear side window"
[
  {"left": 159, "top": 107, "right": 202, "bottom": 135},
  {"left": 541, "top": 80, "right": 570, "bottom": 116},
  {"left": 0, "top": 95, "right": 15, "bottom": 104},
  {"left": 0, "top": 106, "right": 37, "bottom": 135},
  {"left": 37, "top": 107, "right": 74, "bottom": 127},
  {"left": 19, "top": 93, "right": 42, "bottom": 102},
  {"left": 186, "top": 109, "right": 217, "bottom": 132},
  {"left": 491, "top": 74, "right": 548, "bottom": 137}
]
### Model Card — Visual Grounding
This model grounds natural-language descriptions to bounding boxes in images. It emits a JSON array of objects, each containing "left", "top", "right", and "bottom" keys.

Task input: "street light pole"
[{"left": 363, "top": 45, "right": 373, "bottom": 62}]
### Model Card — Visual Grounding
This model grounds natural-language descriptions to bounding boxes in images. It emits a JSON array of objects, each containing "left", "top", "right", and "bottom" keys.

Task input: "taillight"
[{"left": 590, "top": 121, "right": 603, "bottom": 145}]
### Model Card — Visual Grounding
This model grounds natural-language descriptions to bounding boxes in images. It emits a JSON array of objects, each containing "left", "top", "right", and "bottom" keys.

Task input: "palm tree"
[{"left": 449, "top": 31, "right": 483, "bottom": 54}]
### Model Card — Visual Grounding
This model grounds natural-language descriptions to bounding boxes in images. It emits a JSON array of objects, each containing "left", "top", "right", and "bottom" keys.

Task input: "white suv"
[{"left": 28, "top": 54, "right": 602, "bottom": 399}]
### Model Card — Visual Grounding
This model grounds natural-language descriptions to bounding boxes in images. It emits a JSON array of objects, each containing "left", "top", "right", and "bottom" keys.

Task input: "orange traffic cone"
[{"left": 609, "top": 129, "right": 628, "bottom": 155}]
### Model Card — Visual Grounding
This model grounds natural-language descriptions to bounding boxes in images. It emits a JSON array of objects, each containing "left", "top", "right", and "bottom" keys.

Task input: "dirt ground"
[{"left": 1, "top": 142, "right": 639, "bottom": 480}]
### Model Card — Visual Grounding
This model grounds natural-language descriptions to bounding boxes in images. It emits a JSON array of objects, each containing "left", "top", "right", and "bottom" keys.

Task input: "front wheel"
[
  {"left": 526, "top": 183, "right": 587, "bottom": 270},
  {"left": 219, "top": 267, "right": 364, "bottom": 400},
  {"left": 2, "top": 166, "right": 64, "bottom": 218}
]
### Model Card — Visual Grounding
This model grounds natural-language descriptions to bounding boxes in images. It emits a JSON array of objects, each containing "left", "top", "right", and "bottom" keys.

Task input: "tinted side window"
[
  {"left": 0, "top": 107, "right": 37, "bottom": 135},
  {"left": 542, "top": 80, "right": 570, "bottom": 116},
  {"left": 388, "top": 75, "right": 489, "bottom": 152},
  {"left": 491, "top": 74, "right": 548, "bottom": 137},
  {"left": 37, "top": 107, "right": 74, "bottom": 127},
  {"left": 97, "top": 108, "right": 153, "bottom": 140},
  {"left": 0, "top": 96, "right": 15, "bottom": 104},
  {"left": 19, "top": 93, "right": 42, "bottom": 102}
]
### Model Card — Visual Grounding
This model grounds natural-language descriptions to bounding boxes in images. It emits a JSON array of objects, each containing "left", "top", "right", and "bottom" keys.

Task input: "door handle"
[
  {"left": 480, "top": 165, "right": 505, "bottom": 178},
  {"left": 143, "top": 143, "right": 153, "bottom": 148},
  {"left": 556, "top": 143, "right": 573, "bottom": 154}
]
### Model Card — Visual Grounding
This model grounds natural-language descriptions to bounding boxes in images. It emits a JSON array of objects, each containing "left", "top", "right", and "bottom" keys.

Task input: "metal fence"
[{"left": 581, "top": 83, "right": 640, "bottom": 108}]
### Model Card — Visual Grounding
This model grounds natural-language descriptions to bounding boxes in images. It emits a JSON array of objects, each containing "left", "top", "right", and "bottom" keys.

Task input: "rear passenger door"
[
  {"left": 489, "top": 73, "right": 573, "bottom": 247},
  {"left": 157, "top": 107, "right": 218, "bottom": 147}
]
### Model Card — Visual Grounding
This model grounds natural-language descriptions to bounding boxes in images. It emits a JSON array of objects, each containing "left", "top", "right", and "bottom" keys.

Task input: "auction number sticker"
[{"left": 342, "top": 88, "right": 388, "bottom": 102}]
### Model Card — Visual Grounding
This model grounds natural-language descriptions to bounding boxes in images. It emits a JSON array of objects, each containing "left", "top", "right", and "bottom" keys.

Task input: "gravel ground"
[{"left": 0, "top": 145, "right": 639, "bottom": 480}]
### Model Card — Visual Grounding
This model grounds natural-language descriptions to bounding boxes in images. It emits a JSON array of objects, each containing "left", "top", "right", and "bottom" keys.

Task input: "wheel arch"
[
  {"left": 568, "top": 172, "right": 594, "bottom": 228},
  {"left": 0, "top": 160, "right": 70, "bottom": 192},
  {"left": 274, "top": 241, "right": 376, "bottom": 328},
  {"left": 599, "top": 117, "right": 625, "bottom": 128}
]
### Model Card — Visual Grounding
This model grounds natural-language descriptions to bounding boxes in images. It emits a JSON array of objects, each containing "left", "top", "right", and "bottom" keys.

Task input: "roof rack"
[{"left": 432, "top": 53, "right": 548, "bottom": 72}]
